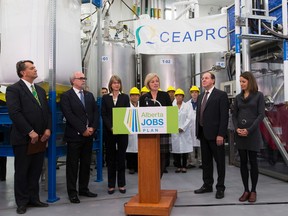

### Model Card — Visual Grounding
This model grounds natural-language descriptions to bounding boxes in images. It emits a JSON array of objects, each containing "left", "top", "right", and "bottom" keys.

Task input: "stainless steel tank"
[
  {"left": 86, "top": 41, "right": 136, "bottom": 96},
  {"left": 200, "top": 53, "right": 229, "bottom": 90},
  {"left": 141, "top": 54, "right": 192, "bottom": 101}
]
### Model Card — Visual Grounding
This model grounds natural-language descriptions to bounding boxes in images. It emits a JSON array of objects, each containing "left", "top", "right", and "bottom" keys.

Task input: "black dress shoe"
[
  {"left": 28, "top": 200, "right": 49, "bottom": 207},
  {"left": 119, "top": 187, "right": 126, "bottom": 194},
  {"left": 215, "top": 190, "right": 225, "bottom": 199},
  {"left": 108, "top": 188, "right": 115, "bottom": 195},
  {"left": 69, "top": 196, "right": 80, "bottom": 204},
  {"left": 16, "top": 206, "right": 27, "bottom": 214},
  {"left": 194, "top": 186, "right": 213, "bottom": 194},
  {"left": 79, "top": 191, "right": 98, "bottom": 197}
]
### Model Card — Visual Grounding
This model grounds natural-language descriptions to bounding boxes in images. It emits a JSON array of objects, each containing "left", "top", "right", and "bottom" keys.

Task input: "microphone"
[
  {"left": 145, "top": 97, "right": 149, "bottom": 106},
  {"left": 145, "top": 97, "right": 162, "bottom": 106}
]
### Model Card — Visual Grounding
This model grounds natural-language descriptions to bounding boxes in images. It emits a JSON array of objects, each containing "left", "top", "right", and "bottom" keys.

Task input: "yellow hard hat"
[
  {"left": 141, "top": 86, "right": 149, "bottom": 93},
  {"left": 129, "top": 87, "right": 140, "bottom": 95},
  {"left": 175, "top": 88, "right": 185, "bottom": 96},
  {"left": 190, "top": 85, "right": 200, "bottom": 92},
  {"left": 167, "top": 86, "right": 176, "bottom": 92}
]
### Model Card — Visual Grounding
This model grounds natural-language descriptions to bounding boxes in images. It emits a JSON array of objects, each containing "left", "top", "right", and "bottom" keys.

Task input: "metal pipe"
[
  {"left": 47, "top": 0, "right": 59, "bottom": 203},
  {"left": 97, "top": 9, "right": 103, "bottom": 97},
  {"left": 263, "top": 117, "right": 288, "bottom": 166},
  {"left": 234, "top": 0, "right": 241, "bottom": 94},
  {"left": 282, "top": 0, "right": 288, "bottom": 102},
  {"left": 194, "top": 1, "right": 200, "bottom": 86},
  {"left": 242, "top": 0, "right": 251, "bottom": 72}
]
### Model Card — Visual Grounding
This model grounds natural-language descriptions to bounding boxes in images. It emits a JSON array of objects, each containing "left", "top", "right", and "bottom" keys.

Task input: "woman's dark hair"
[{"left": 240, "top": 71, "right": 258, "bottom": 93}]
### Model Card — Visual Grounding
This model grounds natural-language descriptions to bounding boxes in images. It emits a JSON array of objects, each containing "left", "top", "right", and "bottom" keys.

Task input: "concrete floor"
[{"left": 1, "top": 157, "right": 288, "bottom": 216}]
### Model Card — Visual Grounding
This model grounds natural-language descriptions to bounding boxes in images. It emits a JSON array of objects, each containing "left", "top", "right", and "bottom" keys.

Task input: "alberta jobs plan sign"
[{"left": 112, "top": 107, "right": 178, "bottom": 134}]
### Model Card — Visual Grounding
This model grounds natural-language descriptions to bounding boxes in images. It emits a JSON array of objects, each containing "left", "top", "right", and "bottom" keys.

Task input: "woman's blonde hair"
[
  {"left": 144, "top": 73, "right": 160, "bottom": 90},
  {"left": 108, "top": 75, "right": 123, "bottom": 93}
]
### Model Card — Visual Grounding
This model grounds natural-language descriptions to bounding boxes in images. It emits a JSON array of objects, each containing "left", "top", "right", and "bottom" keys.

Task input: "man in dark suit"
[
  {"left": 194, "top": 71, "right": 229, "bottom": 199},
  {"left": 6, "top": 60, "right": 51, "bottom": 214},
  {"left": 60, "top": 71, "right": 99, "bottom": 204}
]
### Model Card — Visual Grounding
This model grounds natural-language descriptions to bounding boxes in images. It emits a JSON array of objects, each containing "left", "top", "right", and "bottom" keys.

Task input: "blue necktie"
[{"left": 79, "top": 90, "right": 85, "bottom": 107}]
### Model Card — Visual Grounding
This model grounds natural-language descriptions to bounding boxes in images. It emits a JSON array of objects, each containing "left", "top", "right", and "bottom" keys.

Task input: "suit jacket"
[
  {"left": 196, "top": 87, "right": 229, "bottom": 140},
  {"left": 60, "top": 88, "right": 99, "bottom": 142},
  {"left": 102, "top": 93, "right": 130, "bottom": 131},
  {"left": 6, "top": 79, "right": 52, "bottom": 146},
  {"left": 139, "top": 91, "right": 172, "bottom": 107}
]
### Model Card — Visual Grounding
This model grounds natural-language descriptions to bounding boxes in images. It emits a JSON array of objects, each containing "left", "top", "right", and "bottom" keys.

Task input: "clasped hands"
[
  {"left": 236, "top": 128, "right": 248, "bottom": 137},
  {"left": 82, "top": 127, "right": 95, "bottom": 137},
  {"left": 29, "top": 129, "right": 51, "bottom": 146}
]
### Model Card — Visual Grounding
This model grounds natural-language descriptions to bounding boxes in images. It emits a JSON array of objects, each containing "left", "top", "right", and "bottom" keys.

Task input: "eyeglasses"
[{"left": 74, "top": 77, "right": 87, "bottom": 80}]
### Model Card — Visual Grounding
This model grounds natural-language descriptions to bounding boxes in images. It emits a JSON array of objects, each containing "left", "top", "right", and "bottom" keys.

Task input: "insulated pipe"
[
  {"left": 235, "top": 0, "right": 241, "bottom": 94},
  {"left": 283, "top": 0, "right": 288, "bottom": 102}
]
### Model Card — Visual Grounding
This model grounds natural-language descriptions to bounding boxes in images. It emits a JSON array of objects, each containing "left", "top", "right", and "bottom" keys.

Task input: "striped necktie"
[{"left": 31, "top": 85, "right": 41, "bottom": 106}]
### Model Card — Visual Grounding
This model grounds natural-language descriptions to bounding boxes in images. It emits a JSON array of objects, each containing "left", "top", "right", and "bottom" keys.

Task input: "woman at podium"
[{"left": 139, "top": 73, "right": 172, "bottom": 177}]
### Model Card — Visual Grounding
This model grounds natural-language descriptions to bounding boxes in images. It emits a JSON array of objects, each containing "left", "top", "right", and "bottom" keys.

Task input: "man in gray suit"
[
  {"left": 194, "top": 71, "right": 229, "bottom": 199},
  {"left": 6, "top": 60, "right": 51, "bottom": 214}
]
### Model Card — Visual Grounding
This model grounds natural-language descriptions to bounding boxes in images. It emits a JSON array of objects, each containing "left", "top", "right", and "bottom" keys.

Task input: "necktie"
[
  {"left": 199, "top": 91, "right": 209, "bottom": 126},
  {"left": 31, "top": 85, "right": 41, "bottom": 106},
  {"left": 79, "top": 90, "right": 85, "bottom": 107}
]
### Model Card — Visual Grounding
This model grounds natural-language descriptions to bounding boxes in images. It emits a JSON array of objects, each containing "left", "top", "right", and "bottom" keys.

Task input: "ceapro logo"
[
  {"left": 135, "top": 25, "right": 157, "bottom": 47},
  {"left": 125, "top": 108, "right": 141, "bottom": 133}
]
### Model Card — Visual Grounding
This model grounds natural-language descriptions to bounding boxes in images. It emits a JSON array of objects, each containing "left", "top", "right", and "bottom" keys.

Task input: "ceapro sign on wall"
[
  {"left": 112, "top": 107, "right": 178, "bottom": 134},
  {"left": 134, "top": 14, "right": 227, "bottom": 54}
]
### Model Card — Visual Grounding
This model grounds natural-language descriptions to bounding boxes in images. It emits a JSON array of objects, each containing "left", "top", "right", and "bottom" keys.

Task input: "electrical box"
[{"left": 220, "top": 80, "right": 236, "bottom": 98}]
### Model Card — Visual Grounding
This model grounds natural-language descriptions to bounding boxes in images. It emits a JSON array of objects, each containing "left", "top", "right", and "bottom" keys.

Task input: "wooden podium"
[{"left": 124, "top": 134, "right": 177, "bottom": 216}]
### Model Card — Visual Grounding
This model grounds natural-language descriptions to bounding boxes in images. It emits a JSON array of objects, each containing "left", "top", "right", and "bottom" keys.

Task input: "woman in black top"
[
  {"left": 232, "top": 71, "right": 265, "bottom": 203},
  {"left": 102, "top": 75, "right": 130, "bottom": 194},
  {"left": 139, "top": 73, "right": 172, "bottom": 177}
]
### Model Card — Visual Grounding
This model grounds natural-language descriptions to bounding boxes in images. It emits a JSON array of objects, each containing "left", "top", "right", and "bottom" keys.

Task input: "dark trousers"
[
  {"left": 66, "top": 140, "right": 93, "bottom": 197},
  {"left": 174, "top": 153, "right": 188, "bottom": 168},
  {"left": 126, "top": 152, "right": 138, "bottom": 171},
  {"left": 106, "top": 134, "right": 128, "bottom": 188},
  {"left": 0, "top": 156, "right": 7, "bottom": 180},
  {"left": 13, "top": 145, "right": 44, "bottom": 206},
  {"left": 238, "top": 149, "right": 259, "bottom": 192},
  {"left": 200, "top": 131, "right": 226, "bottom": 191}
]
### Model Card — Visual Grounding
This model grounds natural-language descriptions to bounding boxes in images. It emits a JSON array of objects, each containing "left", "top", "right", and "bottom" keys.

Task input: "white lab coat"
[
  {"left": 171, "top": 101, "right": 193, "bottom": 153},
  {"left": 187, "top": 98, "right": 200, "bottom": 147},
  {"left": 126, "top": 102, "right": 138, "bottom": 153}
]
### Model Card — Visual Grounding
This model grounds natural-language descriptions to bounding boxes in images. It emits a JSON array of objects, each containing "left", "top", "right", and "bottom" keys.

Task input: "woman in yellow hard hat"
[
  {"left": 166, "top": 86, "right": 176, "bottom": 103},
  {"left": 187, "top": 85, "right": 201, "bottom": 169},
  {"left": 171, "top": 88, "right": 193, "bottom": 173},
  {"left": 140, "top": 86, "right": 149, "bottom": 95}
]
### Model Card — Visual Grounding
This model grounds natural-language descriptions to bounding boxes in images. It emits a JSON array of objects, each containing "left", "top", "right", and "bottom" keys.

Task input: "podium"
[
  {"left": 124, "top": 134, "right": 177, "bottom": 216},
  {"left": 113, "top": 107, "right": 178, "bottom": 216}
]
